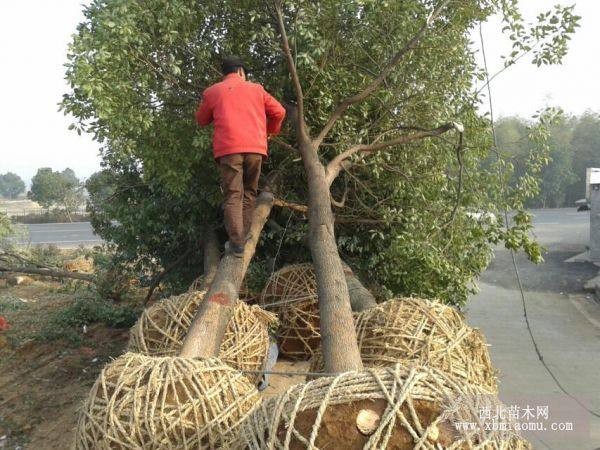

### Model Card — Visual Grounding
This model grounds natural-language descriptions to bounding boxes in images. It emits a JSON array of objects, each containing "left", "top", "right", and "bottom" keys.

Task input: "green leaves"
[
  {"left": 28, "top": 168, "right": 84, "bottom": 215},
  {"left": 0, "top": 172, "right": 26, "bottom": 199},
  {"left": 63, "top": 0, "right": 580, "bottom": 305},
  {"left": 498, "top": 2, "right": 580, "bottom": 68}
]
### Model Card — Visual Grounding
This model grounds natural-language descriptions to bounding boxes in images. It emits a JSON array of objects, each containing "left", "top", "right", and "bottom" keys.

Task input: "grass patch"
[
  {"left": 0, "top": 292, "right": 27, "bottom": 314},
  {"left": 35, "top": 297, "right": 141, "bottom": 346}
]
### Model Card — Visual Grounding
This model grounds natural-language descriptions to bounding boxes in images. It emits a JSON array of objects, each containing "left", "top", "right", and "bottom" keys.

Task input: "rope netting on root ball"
[
  {"left": 237, "top": 364, "right": 531, "bottom": 450},
  {"left": 75, "top": 353, "right": 259, "bottom": 450},
  {"left": 259, "top": 264, "right": 320, "bottom": 360},
  {"left": 309, "top": 298, "right": 497, "bottom": 393},
  {"left": 128, "top": 291, "right": 278, "bottom": 383}
]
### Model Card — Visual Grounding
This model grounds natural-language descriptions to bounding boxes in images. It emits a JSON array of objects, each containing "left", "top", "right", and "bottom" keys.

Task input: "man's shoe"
[{"left": 225, "top": 241, "right": 245, "bottom": 258}]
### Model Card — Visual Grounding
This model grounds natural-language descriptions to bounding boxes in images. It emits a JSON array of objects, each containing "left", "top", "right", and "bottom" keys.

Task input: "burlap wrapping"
[
  {"left": 309, "top": 298, "right": 497, "bottom": 393},
  {"left": 259, "top": 264, "right": 319, "bottom": 360},
  {"left": 237, "top": 364, "right": 530, "bottom": 449},
  {"left": 128, "top": 291, "right": 278, "bottom": 383},
  {"left": 75, "top": 354, "right": 259, "bottom": 449}
]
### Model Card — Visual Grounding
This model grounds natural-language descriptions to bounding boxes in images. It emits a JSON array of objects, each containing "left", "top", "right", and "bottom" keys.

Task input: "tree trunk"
[
  {"left": 200, "top": 228, "right": 220, "bottom": 290},
  {"left": 179, "top": 192, "right": 274, "bottom": 358},
  {"left": 342, "top": 264, "right": 377, "bottom": 311},
  {"left": 298, "top": 133, "right": 363, "bottom": 373}
]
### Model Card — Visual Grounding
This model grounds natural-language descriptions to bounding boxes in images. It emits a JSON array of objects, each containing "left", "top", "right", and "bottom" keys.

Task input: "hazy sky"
[{"left": 0, "top": 0, "right": 598, "bottom": 183}]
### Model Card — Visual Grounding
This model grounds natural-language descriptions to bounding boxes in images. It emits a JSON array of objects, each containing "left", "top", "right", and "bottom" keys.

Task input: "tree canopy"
[
  {"left": 65, "top": 0, "right": 579, "bottom": 305},
  {"left": 0, "top": 172, "right": 26, "bottom": 199},
  {"left": 497, "top": 111, "right": 600, "bottom": 208},
  {"left": 28, "top": 168, "right": 85, "bottom": 219}
]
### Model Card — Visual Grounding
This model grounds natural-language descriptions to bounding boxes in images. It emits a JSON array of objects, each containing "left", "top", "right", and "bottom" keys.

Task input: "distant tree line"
[
  {"left": 497, "top": 111, "right": 600, "bottom": 208},
  {"left": 0, "top": 168, "right": 86, "bottom": 222}
]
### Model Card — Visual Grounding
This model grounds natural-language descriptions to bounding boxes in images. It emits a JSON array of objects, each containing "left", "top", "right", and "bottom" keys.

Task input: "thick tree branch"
[
  {"left": 273, "top": 197, "right": 308, "bottom": 213},
  {"left": 442, "top": 132, "right": 466, "bottom": 230},
  {"left": 274, "top": 2, "right": 305, "bottom": 132},
  {"left": 273, "top": 198, "right": 390, "bottom": 224},
  {"left": 270, "top": 136, "right": 297, "bottom": 153},
  {"left": 0, "top": 251, "right": 53, "bottom": 270},
  {"left": 313, "top": 0, "right": 452, "bottom": 147},
  {"left": 326, "top": 123, "right": 457, "bottom": 185},
  {"left": 0, "top": 250, "right": 95, "bottom": 281},
  {"left": 0, "top": 265, "right": 94, "bottom": 282}
]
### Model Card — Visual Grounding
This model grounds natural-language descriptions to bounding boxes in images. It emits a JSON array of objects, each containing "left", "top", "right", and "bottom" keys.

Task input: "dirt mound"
[{"left": 279, "top": 398, "right": 459, "bottom": 450}]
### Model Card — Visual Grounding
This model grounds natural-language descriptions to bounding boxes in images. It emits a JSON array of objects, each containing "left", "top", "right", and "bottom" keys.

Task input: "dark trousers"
[{"left": 218, "top": 153, "right": 263, "bottom": 248}]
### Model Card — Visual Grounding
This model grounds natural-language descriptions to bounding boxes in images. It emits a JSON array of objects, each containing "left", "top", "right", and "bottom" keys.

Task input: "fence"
[{"left": 1, "top": 207, "right": 88, "bottom": 218}]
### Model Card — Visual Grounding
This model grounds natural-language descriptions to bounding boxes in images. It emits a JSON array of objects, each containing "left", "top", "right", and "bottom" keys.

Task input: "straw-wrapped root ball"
[
  {"left": 238, "top": 364, "right": 531, "bottom": 450},
  {"left": 128, "top": 291, "right": 278, "bottom": 383},
  {"left": 259, "top": 264, "right": 320, "bottom": 360},
  {"left": 309, "top": 298, "right": 497, "bottom": 393},
  {"left": 75, "top": 353, "right": 259, "bottom": 450}
]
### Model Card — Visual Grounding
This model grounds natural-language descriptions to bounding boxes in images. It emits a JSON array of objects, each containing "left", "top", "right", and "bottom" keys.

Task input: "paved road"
[
  {"left": 15, "top": 222, "right": 103, "bottom": 247},
  {"left": 10, "top": 213, "right": 600, "bottom": 447},
  {"left": 467, "top": 208, "right": 600, "bottom": 449}
]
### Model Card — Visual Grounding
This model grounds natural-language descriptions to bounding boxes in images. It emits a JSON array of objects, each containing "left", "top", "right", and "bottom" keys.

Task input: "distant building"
[{"left": 589, "top": 168, "right": 600, "bottom": 261}]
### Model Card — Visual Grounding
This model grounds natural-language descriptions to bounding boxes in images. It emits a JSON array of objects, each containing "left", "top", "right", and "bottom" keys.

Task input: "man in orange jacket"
[{"left": 196, "top": 56, "right": 286, "bottom": 257}]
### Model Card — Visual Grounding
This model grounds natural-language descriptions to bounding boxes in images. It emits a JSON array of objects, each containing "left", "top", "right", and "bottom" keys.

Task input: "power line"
[{"left": 479, "top": 22, "right": 600, "bottom": 420}]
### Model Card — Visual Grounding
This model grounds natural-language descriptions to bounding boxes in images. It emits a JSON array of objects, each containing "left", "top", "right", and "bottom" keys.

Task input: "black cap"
[{"left": 221, "top": 55, "right": 247, "bottom": 75}]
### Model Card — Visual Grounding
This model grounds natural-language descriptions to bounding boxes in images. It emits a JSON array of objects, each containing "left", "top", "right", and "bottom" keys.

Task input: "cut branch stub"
[{"left": 179, "top": 191, "right": 274, "bottom": 359}]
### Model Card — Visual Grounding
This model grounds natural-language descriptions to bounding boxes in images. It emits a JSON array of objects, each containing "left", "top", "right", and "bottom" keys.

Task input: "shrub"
[{"left": 36, "top": 296, "right": 141, "bottom": 345}]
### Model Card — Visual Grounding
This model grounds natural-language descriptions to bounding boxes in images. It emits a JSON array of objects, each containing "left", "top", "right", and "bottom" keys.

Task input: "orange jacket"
[{"left": 196, "top": 73, "right": 286, "bottom": 159}]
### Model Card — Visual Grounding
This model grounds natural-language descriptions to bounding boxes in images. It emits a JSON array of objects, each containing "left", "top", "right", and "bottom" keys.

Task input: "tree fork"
[{"left": 179, "top": 191, "right": 274, "bottom": 358}]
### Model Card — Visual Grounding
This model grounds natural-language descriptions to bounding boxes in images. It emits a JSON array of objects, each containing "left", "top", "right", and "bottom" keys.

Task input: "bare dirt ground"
[
  {"left": 0, "top": 280, "right": 307, "bottom": 449},
  {"left": 0, "top": 280, "right": 130, "bottom": 449}
]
